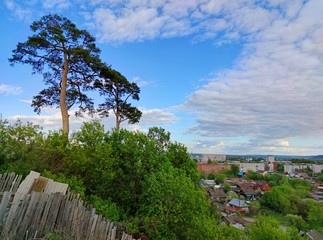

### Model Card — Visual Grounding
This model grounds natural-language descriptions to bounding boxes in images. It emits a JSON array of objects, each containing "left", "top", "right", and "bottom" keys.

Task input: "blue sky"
[{"left": 1, "top": 0, "right": 323, "bottom": 155}]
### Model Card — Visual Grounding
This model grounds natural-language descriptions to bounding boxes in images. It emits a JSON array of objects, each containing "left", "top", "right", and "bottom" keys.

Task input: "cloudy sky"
[{"left": 1, "top": 0, "right": 323, "bottom": 155}]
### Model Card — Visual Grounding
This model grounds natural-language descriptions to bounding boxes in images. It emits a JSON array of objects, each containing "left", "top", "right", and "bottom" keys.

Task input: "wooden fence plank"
[
  {"left": 0, "top": 191, "right": 12, "bottom": 229},
  {"left": 0, "top": 173, "right": 8, "bottom": 192},
  {"left": 38, "top": 193, "right": 55, "bottom": 236},
  {"left": 16, "top": 191, "right": 41, "bottom": 238},
  {"left": 7, "top": 193, "right": 31, "bottom": 239},
  {"left": 16, "top": 171, "right": 40, "bottom": 194},
  {"left": 30, "top": 176, "right": 49, "bottom": 193},
  {"left": 0, "top": 171, "right": 134, "bottom": 240},
  {"left": 10, "top": 174, "right": 23, "bottom": 192}
]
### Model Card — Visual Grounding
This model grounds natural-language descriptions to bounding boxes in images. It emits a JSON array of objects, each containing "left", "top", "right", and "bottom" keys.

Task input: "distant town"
[{"left": 191, "top": 153, "right": 323, "bottom": 238}]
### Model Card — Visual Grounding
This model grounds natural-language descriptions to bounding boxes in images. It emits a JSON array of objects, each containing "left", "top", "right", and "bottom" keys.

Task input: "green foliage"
[
  {"left": 317, "top": 174, "right": 323, "bottom": 183},
  {"left": 303, "top": 166, "right": 313, "bottom": 176},
  {"left": 230, "top": 164, "right": 239, "bottom": 176},
  {"left": 286, "top": 214, "right": 309, "bottom": 231},
  {"left": 246, "top": 216, "right": 295, "bottom": 240},
  {"left": 261, "top": 185, "right": 299, "bottom": 214},
  {"left": 303, "top": 200, "right": 323, "bottom": 228},
  {"left": 0, "top": 120, "right": 43, "bottom": 175},
  {"left": 213, "top": 224, "right": 246, "bottom": 240},
  {"left": 290, "top": 158, "right": 322, "bottom": 164},
  {"left": 245, "top": 170, "right": 265, "bottom": 180},
  {"left": 226, "top": 191, "right": 238, "bottom": 202},
  {"left": 42, "top": 231, "right": 62, "bottom": 240},
  {"left": 3, "top": 120, "right": 316, "bottom": 239},
  {"left": 265, "top": 173, "right": 288, "bottom": 187},
  {"left": 276, "top": 163, "right": 284, "bottom": 172},
  {"left": 86, "top": 195, "right": 121, "bottom": 222},
  {"left": 134, "top": 164, "right": 217, "bottom": 239},
  {"left": 207, "top": 172, "right": 226, "bottom": 184},
  {"left": 223, "top": 183, "right": 231, "bottom": 193},
  {"left": 250, "top": 200, "right": 261, "bottom": 215},
  {"left": 289, "top": 178, "right": 311, "bottom": 192},
  {"left": 94, "top": 67, "right": 142, "bottom": 130}
]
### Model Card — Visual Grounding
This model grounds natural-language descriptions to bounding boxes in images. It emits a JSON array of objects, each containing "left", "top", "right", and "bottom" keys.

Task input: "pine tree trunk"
[
  {"left": 116, "top": 113, "right": 120, "bottom": 132},
  {"left": 61, "top": 58, "right": 69, "bottom": 135}
]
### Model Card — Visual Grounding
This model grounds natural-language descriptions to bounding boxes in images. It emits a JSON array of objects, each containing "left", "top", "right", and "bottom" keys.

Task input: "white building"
[
  {"left": 239, "top": 163, "right": 265, "bottom": 172},
  {"left": 284, "top": 163, "right": 323, "bottom": 174},
  {"left": 201, "top": 154, "right": 226, "bottom": 163}
]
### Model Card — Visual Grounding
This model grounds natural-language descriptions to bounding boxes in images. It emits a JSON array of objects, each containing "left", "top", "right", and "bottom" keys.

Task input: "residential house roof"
[
  {"left": 208, "top": 189, "right": 227, "bottom": 199},
  {"left": 306, "top": 230, "right": 323, "bottom": 240},
  {"left": 222, "top": 213, "right": 250, "bottom": 227},
  {"left": 240, "top": 188, "right": 257, "bottom": 196},
  {"left": 228, "top": 198, "right": 248, "bottom": 208}
]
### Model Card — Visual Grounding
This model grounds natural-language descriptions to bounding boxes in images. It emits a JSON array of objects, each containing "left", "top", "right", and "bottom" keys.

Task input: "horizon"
[{"left": 1, "top": 0, "right": 323, "bottom": 156}]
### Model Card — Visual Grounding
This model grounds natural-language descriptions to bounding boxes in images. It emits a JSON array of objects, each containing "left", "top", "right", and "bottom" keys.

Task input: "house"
[
  {"left": 207, "top": 189, "right": 227, "bottom": 203},
  {"left": 225, "top": 198, "right": 249, "bottom": 215},
  {"left": 222, "top": 213, "right": 250, "bottom": 229},
  {"left": 237, "top": 180, "right": 271, "bottom": 192},
  {"left": 310, "top": 183, "right": 323, "bottom": 202},
  {"left": 305, "top": 230, "right": 323, "bottom": 240},
  {"left": 254, "top": 180, "right": 271, "bottom": 191},
  {"left": 203, "top": 179, "right": 217, "bottom": 187},
  {"left": 239, "top": 188, "right": 257, "bottom": 201}
]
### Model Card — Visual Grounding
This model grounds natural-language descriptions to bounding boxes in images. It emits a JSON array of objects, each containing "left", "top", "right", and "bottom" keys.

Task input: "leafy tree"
[
  {"left": 94, "top": 67, "right": 142, "bottom": 130},
  {"left": 230, "top": 164, "right": 239, "bottom": 176},
  {"left": 246, "top": 216, "right": 295, "bottom": 240},
  {"left": 0, "top": 120, "right": 43, "bottom": 175},
  {"left": 286, "top": 214, "right": 309, "bottom": 231},
  {"left": 213, "top": 224, "right": 246, "bottom": 240},
  {"left": 223, "top": 183, "right": 231, "bottom": 193},
  {"left": 134, "top": 164, "right": 217, "bottom": 239},
  {"left": 147, "top": 127, "right": 170, "bottom": 151},
  {"left": 303, "top": 200, "right": 323, "bottom": 228},
  {"left": 226, "top": 191, "right": 238, "bottom": 202},
  {"left": 9, "top": 14, "right": 102, "bottom": 134},
  {"left": 276, "top": 163, "right": 284, "bottom": 172},
  {"left": 317, "top": 174, "right": 323, "bottom": 183},
  {"left": 265, "top": 173, "right": 288, "bottom": 187},
  {"left": 250, "top": 200, "right": 261, "bottom": 215},
  {"left": 245, "top": 170, "right": 265, "bottom": 180},
  {"left": 207, "top": 172, "right": 226, "bottom": 184},
  {"left": 261, "top": 185, "right": 298, "bottom": 214},
  {"left": 289, "top": 178, "right": 311, "bottom": 192}
]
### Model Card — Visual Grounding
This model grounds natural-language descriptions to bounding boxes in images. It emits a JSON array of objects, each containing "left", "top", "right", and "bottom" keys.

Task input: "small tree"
[
  {"left": 9, "top": 14, "right": 102, "bottom": 134},
  {"left": 94, "top": 66, "right": 142, "bottom": 130},
  {"left": 276, "top": 163, "right": 284, "bottom": 172},
  {"left": 223, "top": 183, "right": 231, "bottom": 193},
  {"left": 230, "top": 164, "right": 239, "bottom": 176}
]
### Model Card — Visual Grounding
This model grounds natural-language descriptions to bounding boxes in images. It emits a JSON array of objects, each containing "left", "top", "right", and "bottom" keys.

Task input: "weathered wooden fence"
[{"left": 0, "top": 171, "right": 135, "bottom": 240}]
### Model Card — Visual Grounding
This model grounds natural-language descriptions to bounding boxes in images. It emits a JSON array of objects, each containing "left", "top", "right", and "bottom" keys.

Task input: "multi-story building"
[
  {"left": 200, "top": 154, "right": 226, "bottom": 163},
  {"left": 239, "top": 162, "right": 265, "bottom": 172},
  {"left": 284, "top": 163, "right": 323, "bottom": 174}
]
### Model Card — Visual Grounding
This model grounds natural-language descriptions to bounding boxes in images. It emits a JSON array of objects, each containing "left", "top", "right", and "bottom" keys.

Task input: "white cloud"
[
  {"left": 42, "top": 0, "right": 71, "bottom": 10},
  {"left": 3, "top": 0, "right": 308, "bottom": 45},
  {"left": 4, "top": 0, "right": 33, "bottom": 21},
  {"left": 182, "top": 0, "right": 323, "bottom": 154},
  {"left": 6, "top": 107, "right": 178, "bottom": 133},
  {"left": 138, "top": 108, "right": 178, "bottom": 126},
  {"left": 93, "top": 7, "right": 167, "bottom": 42},
  {"left": 132, "top": 76, "right": 150, "bottom": 87},
  {"left": 0, "top": 84, "right": 22, "bottom": 95}
]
